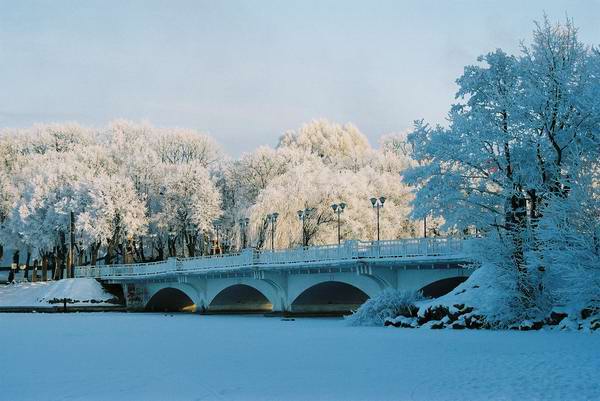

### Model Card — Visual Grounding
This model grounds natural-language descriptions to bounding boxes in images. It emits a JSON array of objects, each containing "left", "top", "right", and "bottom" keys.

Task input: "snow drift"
[{"left": 0, "top": 278, "right": 119, "bottom": 307}]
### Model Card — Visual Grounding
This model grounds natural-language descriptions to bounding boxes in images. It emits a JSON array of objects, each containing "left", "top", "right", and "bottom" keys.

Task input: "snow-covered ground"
[
  {"left": 0, "top": 314, "right": 598, "bottom": 401},
  {"left": 0, "top": 278, "right": 117, "bottom": 307}
]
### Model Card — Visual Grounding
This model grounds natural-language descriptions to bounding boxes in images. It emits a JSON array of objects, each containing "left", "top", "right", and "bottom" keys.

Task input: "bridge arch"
[
  {"left": 291, "top": 281, "right": 370, "bottom": 313},
  {"left": 418, "top": 276, "right": 468, "bottom": 298},
  {"left": 145, "top": 286, "right": 198, "bottom": 313},
  {"left": 206, "top": 279, "right": 281, "bottom": 312},
  {"left": 288, "top": 274, "right": 385, "bottom": 314}
]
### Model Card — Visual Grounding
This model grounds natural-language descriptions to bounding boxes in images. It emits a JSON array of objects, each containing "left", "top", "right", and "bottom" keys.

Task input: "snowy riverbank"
[
  {"left": 0, "top": 278, "right": 119, "bottom": 308},
  {"left": 1, "top": 313, "right": 599, "bottom": 401},
  {"left": 347, "top": 264, "right": 599, "bottom": 332}
]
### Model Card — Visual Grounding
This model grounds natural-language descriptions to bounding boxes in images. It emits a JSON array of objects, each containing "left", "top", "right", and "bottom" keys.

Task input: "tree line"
[{"left": 0, "top": 119, "right": 423, "bottom": 280}]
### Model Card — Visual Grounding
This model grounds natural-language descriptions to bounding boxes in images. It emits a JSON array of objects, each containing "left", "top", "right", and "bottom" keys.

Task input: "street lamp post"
[
  {"left": 266, "top": 213, "right": 279, "bottom": 251},
  {"left": 239, "top": 218, "right": 250, "bottom": 249},
  {"left": 370, "top": 196, "right": 386, "bottom": 242},
  {"left": 297, "top": 208, "right": 314, "bottom": 247},
  {"left": 331, "top": 202, "right": 346, "bottom": 245}
]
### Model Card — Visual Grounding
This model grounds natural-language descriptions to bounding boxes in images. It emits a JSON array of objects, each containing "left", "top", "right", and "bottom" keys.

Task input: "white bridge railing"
[{"left": 75, "top": 237, "right": 473, "bottom": 279}]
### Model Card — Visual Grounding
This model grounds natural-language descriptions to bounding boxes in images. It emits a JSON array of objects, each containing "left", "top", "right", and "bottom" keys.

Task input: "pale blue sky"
[{"left": 1, "top": 0, "right": 599, "bottom": 155}]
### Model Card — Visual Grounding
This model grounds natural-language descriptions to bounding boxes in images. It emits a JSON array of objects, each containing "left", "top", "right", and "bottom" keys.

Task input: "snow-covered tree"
[
  {"left": 0, "top": 120, "right": 227, "bottom": 272},
  {"left": 77, "top": 174, "right": 148, "bottom": 265},
  {"left": 248, "top": 160, "right": 416, "bottom": 249},
  {"left": 404, "top": 17, "right": 600, "bottom": 323},
  {"left": 278, "top": 119, "right": 374, "bottom": 171},
  {"left": 154, "top": 161, "right": 221, "bottom": 257}
]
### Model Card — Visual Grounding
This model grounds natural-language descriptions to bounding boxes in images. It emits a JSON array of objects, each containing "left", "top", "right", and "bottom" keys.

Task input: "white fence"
[{"left": 74, "top": 237, "right": 473, "bottom": 279}]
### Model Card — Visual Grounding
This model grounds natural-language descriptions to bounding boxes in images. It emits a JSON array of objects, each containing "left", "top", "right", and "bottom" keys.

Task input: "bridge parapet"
[{"left": 75, "top": 237, "right": 477, "bottom": 280}]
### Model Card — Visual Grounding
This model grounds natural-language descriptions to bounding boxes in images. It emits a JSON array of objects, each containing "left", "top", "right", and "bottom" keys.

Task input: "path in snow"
[{"left": 0, "top": 314, "right": 598, "bottom": 401}]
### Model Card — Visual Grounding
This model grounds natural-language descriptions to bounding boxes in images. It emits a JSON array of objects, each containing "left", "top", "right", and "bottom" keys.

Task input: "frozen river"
[{"left": 1, "top": 313, "right": 599, "bottom": 401}]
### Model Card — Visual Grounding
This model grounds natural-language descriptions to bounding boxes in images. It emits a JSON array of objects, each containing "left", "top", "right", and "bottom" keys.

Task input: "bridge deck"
[{"left": 75, "top": 238, "right": 476, "bottom": 281}]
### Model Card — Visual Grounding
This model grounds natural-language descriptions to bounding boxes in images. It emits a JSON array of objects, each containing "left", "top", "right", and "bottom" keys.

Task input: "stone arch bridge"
[{"left": 75, "top": 238, "right": 477, "bottom": 314}]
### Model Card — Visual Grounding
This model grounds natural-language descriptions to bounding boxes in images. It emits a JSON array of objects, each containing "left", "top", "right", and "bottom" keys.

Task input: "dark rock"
[
  {"left": 546, "top": 311, "right": 568, "bottom": 326},
  {"left": 427, "top": 306, "right": 449, "bottom": 321},
  {"left": 397, "top": 304, "right": 420, "bottom": 318},
  {"left": 447, "top": 310, "right": 461, "bottom": 322},
  {"left": 430, "top": 321, "right": 445, "bottom": 329},
  {"left": 465, "top": 315, "right": 485, "bottom": 329},
  {"left": 460, "top": 306, "right": 474, "bottom": 314},
  {"left": 581, "top": 307, "right": 599, "bottom": 320},
  {"left": 48, "top": 297, "right": 76, "bottom": 304},
  {"left": 452, "top": 322, "right": 466, "bottom": 330},
  {"left": 472, "top": 285, "right": 480, "bottom": 289},
  {"left": 453, "top": 304, "right": 465, "bottom": 310},
  {"left": 590, "top": 320, "right": 600, "bottom": 331},
  {"left": 106, "top": 297, "right": 122, "bottom": 305},
  {"left": 386, "top": 316, "right": 416, "bottom": 328},
  {"left": 518, "top": 321, "right": 543, "bottom": 331}
]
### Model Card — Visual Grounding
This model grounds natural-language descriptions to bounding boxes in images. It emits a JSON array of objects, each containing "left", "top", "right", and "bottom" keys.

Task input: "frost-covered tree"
[
  {"left": 404, "top": 17, "right": 600, "bottom": 323},
  {"left": 248, "top": 160, "right": 416, "bottom": 249},
  {"left": 154, "top": 162, "right": 221, "bottom": 257},
  {"left": 278, "top": 119, "right": 374, "bottom": 171},
  {"left": 77, "top": 174, "right": 148, "bottom": 265},
  {"left": 156, "top": 129, "right": 221, "bottom": 168},
  {"left": 0, "top": 120, "right": 225, "bottom": 274}
]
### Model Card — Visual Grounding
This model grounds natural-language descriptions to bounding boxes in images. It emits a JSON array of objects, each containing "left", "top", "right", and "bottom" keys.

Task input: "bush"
[{"left": 346, "top": 289, "right": 424, "bottom": 326}]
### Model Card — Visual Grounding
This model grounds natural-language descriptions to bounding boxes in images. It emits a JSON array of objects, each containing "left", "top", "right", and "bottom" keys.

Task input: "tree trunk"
[
  {"left": 158, "top": 246, "right": 164, "bottom": 261},
  {"left": 24, "top": 251, "right": 31, "bottom": 281},
  {"left": 68, "top": 211, "right": 75, "bottom": 278},
  {"left": 52, "top": 249, "right": 61, "bottom": 281},
  {"left": 186, "top": 233, "right": 196, "bottom": 257},
  {"left": 506, "top": 191, "right": 535, "bottom": 307},
  {"left": 42, "top": 255, "right": 48, "bottom": 281},
  {"left": 50, "top": 251, "right": 57, "bottom": 280},
  {"left": 53, "top": 252, "right": 63, "bottom": 281},
  {"left": 135, "top": 238, "right": 145, "bottom": 262},
  {"left": 106, "top": 239, "right": 115, "bottom": 265},
  {"left": 91, "top": 243, "right": 100, "bottom": 266},
  {"left": 31, "top": 260, "right": 38, "bottom": 282}
]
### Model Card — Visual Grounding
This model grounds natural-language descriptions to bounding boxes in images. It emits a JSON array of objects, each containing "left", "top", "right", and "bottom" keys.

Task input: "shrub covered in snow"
[{"left": 346, "top": 289, "right": 423, "bottom": 326}]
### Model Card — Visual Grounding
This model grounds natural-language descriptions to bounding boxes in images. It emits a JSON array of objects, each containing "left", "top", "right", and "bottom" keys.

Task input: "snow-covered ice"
[
  {"left": 0, "top": 278, "right": 116, "bottom": 307},
  {"left": 0, "top": 313, "right": 598, "bottom": 401}
]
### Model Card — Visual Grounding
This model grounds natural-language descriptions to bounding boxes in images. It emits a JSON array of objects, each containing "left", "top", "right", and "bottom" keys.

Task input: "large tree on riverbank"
[{"left": 404, "top": 18, "right": 600, "bottom": 323}]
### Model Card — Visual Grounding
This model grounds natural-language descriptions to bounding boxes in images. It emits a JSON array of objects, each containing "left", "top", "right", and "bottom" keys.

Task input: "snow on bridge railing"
[
  {"left": 356, "top": 237, "right": 464, "bottom": 259},
  {"left": 74, "top": 237, "right": 474, "bottom": 279},
  {"left": 179, "top": 249, "right": 254, "bottom": 271},
  {"left": 74, "top": 259, "right": 177, "bottom": 279},
  {"left": 256, "top": 242, "right": 354, "bottom": 266}
]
